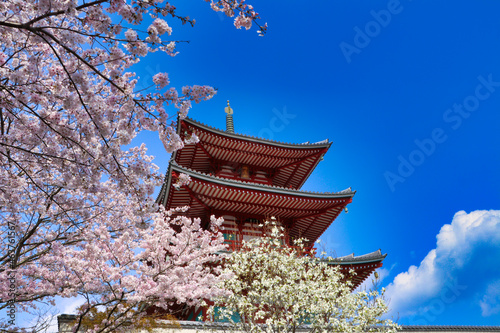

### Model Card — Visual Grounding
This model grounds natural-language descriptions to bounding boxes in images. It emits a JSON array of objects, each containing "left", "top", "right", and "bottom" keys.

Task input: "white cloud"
[
  {"left": 384, "top": 210, "right": 500, "bottom": 320},
  {"left": 59, "top": 296, "right": 86, "bottom": 315}
]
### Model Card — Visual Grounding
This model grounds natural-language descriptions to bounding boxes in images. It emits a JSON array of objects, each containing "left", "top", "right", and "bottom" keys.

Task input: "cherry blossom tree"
[
  {"left": 208, "top": 223, "right": 398, "bottom": 333},
  {"left": 0, "top": 0, "right": 265, "bottom": 331}
]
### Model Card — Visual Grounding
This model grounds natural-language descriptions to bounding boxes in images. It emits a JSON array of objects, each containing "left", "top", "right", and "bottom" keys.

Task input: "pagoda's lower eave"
[{"left": 167, "top": 162, "right": 355, "bottom": 199}]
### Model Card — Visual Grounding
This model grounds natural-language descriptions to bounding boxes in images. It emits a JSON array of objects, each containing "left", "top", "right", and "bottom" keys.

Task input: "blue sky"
[{"left": 132, "top": 0, "right": 500, "bottom": 327}]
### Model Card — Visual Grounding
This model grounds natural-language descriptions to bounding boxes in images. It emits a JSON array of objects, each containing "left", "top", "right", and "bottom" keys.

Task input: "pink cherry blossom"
[
  {"left": 152, "top": 18, "right": 172, "bottom": 36},
  {"left": 153, "top": 73, "right": 170, "bottom": 89},
  {"left": 0, "top": 0, "right": 264, "bottom": 331}
]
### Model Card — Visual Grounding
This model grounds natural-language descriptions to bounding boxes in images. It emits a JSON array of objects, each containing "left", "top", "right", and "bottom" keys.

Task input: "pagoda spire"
[{"left": 224, "top": 100, "right": 234, "bottom": 133}]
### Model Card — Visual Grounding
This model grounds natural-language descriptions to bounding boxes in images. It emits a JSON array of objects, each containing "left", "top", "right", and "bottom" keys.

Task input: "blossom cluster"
[
  {"left": 173, "top": 173, "right": 192, "bottom": 190},
  {"left": 153, "top": 72, "right": 170, "bottom": 89},
  {"left": 209, "top": 0, "right": 267, "bottom": 35},
  {"left": 208, "top": 224, "right": 399, "bottom": 333}
]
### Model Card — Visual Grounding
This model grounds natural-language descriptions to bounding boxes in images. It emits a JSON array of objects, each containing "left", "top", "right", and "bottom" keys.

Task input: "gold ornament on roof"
[
  {"left": 224, "top": 100, "right": 233, "bottom": 115},
  {"left": 225, "top": 100, "right": 235, "bottom": 133}
]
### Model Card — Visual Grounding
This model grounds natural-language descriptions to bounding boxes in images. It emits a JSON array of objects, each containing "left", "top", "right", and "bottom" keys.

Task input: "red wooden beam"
[
  {"left": 274, "top": 148, "right": 328, "bottom": 171},
  {"left": 194, "top": 191, "right": 322, "bottom": 216},
  {"left": 282, "top": 163, "right": 300, "bottom": 189},
  {"left": 196, "top": 141, "right": 214, "bottom": 160},
  {"left": 188, "top": 142, "right": 198, "bottom": 168},
  {"left": 181, "top": 185, "right": 210, "bottom": 211},
  {"left": 298, "top": 201, "right": 347, "bottom": 221}
]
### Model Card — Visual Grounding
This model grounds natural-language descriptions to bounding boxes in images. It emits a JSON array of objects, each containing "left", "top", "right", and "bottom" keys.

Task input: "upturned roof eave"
[
  {"left": 322, "top": 250, "right": 388, "bottom": 265},
  {"left": 169, "top": 162, "right": 356, "bottom": 200}
]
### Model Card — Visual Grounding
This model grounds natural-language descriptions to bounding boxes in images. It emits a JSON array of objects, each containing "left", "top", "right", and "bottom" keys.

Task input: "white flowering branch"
[{"left": 208, "top": 223, "right": 399, "bottom": 333}]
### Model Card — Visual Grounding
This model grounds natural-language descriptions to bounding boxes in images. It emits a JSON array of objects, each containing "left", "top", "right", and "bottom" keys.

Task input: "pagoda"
[{"left": 156, "top": 103, "right": 386, "bottom": 320}]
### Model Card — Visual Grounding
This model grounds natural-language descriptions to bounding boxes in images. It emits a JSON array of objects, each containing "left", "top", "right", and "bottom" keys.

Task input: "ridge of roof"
[
  {"left": 182, "top": 117, "right": 333, "bottom": 149},
  {"left": 56, "top": 316, "right": 500, "bottom": 332},
  {"left": 399, "top": 326, "right": 500, "bottom": 332},
  {"left": 170, "top": 162, "right": 356, "bottom": 198},
  {"left": 175, "top": 322, "right": 500, "bottom": 331},
  {"left": 324, "top": 249, "right": 387, "bottom": 264}
]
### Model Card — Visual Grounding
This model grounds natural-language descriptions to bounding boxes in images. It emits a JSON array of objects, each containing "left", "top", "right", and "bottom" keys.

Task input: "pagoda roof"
[
  {"left": 174, "top": 118, "right": 332, "bottom": 189},
  {"left": 324, "top": 250, "right": 387, "bottom": 289},
  {"left": 157, "top": 162, "right": 355, "bottom": 246},
  {"left": 330, "top": 249, "right": 387, "bottom": 265}
]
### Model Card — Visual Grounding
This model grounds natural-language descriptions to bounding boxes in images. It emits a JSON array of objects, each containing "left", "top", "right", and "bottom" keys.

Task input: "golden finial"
[
  {"left": 224, "top": 100, "right": 233, "bottom": 115},
  {"left": 225, "top": 100, "right": 234, "bottom": 133}
]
